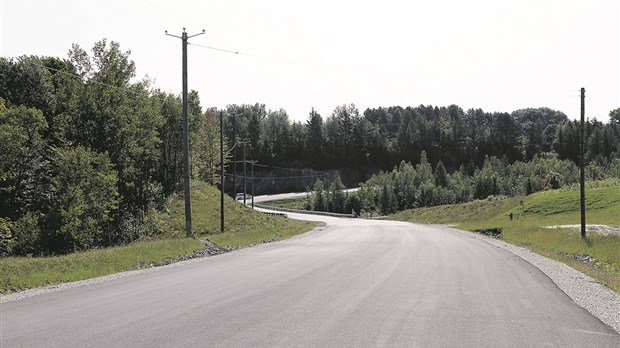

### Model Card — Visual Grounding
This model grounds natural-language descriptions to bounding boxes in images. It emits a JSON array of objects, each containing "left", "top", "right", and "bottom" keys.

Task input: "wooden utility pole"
[
  {"left": 580, "top": 87, "right": 586, "bottom": 239},
  {"left": 220, "top": 111, "right": 225, "bottom": 233},
  {"left": 233, "top": 114, "right": 237, "bottom": 199},
  {"left": 166, "top": 28, "right": 205, "bottom": 238},
  {"left": 251, "top": 161, "right": 255, "bottom": 209},
  {"left": 243, "top": 142, "right": 247, "bottom": 205}
]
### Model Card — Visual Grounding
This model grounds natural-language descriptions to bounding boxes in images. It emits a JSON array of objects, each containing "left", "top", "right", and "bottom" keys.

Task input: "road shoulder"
[{"left": 446, "top": 226, "right": 620, "bottom": 334}]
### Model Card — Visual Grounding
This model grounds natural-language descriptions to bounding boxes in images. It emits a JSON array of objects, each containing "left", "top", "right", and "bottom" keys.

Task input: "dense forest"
[
  {"left": 0, "top": 40, "right": 221, "bottom": 256},
  {"left": 225, "top": 103, "right": 620, "bottom": 175},
  {"left": 1, "top": 39, "right": 619, "bottom": 256}
]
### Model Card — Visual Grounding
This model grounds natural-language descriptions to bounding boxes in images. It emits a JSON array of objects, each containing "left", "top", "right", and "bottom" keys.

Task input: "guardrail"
[
  {"left": 254, "top": 204, "right": 356, "bottom": 218},
  {"left": 261, "top": 211, "right": 287, "bottom": 217}
]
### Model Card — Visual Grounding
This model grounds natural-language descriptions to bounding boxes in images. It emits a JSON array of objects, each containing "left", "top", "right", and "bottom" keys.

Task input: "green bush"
[
  {"left": 47, "top": 146, "right": 118, "bottom": 253},
  {"left": 0, "top": 217, "right": 13, "bottom": 256},
  {"left": 11, "top": 212, "right": 41, "bottom": 256}
]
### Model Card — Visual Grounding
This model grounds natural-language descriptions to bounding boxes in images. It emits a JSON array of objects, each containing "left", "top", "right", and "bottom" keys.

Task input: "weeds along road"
[{"left": 2, "top": 214, "right": 619, "bottom": 347}]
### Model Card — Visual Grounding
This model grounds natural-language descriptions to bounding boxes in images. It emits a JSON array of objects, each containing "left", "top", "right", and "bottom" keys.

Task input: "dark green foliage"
[
  {"left": 344, "top": 193, "right": 361, "bottom": 216},
  {"left": 348, "top": 154, "right": 620, "bottom": 216},
  {"left": 0, "top": 41, "right": 223, "bottom": 256},
  {"left": 306, "top": 108, "right": 324, "bottom": 167},
  {"left": 434, "top": 160, "right": 448, "bottom": 187},
  {"left": 46, "top": 146, "right": 118, "bottom": 252},
  {"left": 0, "top": 57, "right": 57, "bottom": 117},
  {"left": 329, "top": 176, "right": 346, "bottom": 213},
  {"left": 217, "top": 100, "right": 619, "bottom": 193},
  {"left": 0, "top": 217, "right": 12, "bottom": 256},
  {"left": 0, "top": 102, "right": 49, "bottom": 221},
  {"left": 379, "top": 184, "right": 397, "bottom": 215},
  {"left": 307, "top": 175, "right": 348, "bottom": 213},
  {"left": 610, "top": 108, "right": 620, "bottom": 124},
  {"left": 474, "top": 157, "right": 501, "bottom": 199},
  {"left": 10, "top": 212, "right": 42, "bottom": 256},
  {"left": 513, "top": 107, "right": 567, "bottom": 160},
  {"left": 309, "top": 178, "right": 326, "bottom": 211}
]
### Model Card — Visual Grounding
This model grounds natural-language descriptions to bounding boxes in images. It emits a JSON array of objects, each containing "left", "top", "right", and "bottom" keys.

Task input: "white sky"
[{"left": 1, "top": 0, "right": 618, "bottom": 121}]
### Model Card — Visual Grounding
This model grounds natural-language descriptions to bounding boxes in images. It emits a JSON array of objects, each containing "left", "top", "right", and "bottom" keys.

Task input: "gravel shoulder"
[{"left": 448, "top": 226, "right": 620, "bottom": 334}]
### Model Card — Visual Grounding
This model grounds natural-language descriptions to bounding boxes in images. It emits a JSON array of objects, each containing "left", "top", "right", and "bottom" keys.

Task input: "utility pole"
[
  {"left": 251, "top": 160, "right": 255, "bottom": 209},
  {"left": 233, "top": 114, "right": 237, "bottom": 199},
  {"left": 580, "top": 87, "right": 586, "bottom": 239},
  {"left": 220, "top": 111, "right": 225, "bottom": 233},
  {"left": 166, "top": 28, "right": 204, "bottom": 238},
  {"left": 243, "top": 142, "right": 247, "bottom": 205}
]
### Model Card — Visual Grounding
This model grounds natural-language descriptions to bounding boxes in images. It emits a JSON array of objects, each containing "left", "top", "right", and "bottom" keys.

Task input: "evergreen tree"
[{"left": 434, "top": 160, "right": 448, "bottom": 187}]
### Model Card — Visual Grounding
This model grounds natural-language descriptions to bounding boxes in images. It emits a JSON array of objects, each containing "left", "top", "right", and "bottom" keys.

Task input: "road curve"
[
  {"left": 2, "top": 217, "right": 619, "bottom": 347},
  {"left": 252, "top": 188, "right": 359, "bottom": 203}
]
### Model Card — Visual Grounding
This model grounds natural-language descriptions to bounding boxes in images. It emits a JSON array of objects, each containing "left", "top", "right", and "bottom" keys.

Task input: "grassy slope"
[
  {"left": 390, "top": 184, "right": 620, "bottom": 292},
  {"left": 155, "top": 181, "right": 316, "bottom": 247},
  {"left": 1, "top": 182, "right": 316, "bottom": 294},
  {"left": 262, "top": 198, "right": 308, "bottom": 210}
]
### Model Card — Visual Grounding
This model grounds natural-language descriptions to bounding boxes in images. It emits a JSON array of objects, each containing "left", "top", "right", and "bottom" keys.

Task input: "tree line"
[
  {"left": 0, "top": 40, "right": 222, "bottom": 256},
  {"left": 234, "top": 104, "right": 620, "bottom": 215},
  {"left": 221, "top": 103, "right": 620, "bottom": 180},
  {"left": 306, "top": 151, "right": 620, "bottom": 217}
]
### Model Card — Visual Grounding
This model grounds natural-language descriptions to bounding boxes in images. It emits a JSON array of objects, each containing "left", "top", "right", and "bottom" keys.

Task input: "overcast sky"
[{"left": 1, "top": 0, "right": 618, "bottom": 121}]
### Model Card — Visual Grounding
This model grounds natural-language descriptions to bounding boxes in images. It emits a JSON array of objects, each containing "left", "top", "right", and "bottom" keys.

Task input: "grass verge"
[
  {"left": 390, "top": 183, "right": 620, "bottom": 293},
  {"left": 0, "top": 238, "right": 203, "bottom": 294},
  {"left": 2, "top": 181, "right": 317, "bottom": 294},
  {"left": 261, "top": 198, "right": 308, "bottom": 210}
]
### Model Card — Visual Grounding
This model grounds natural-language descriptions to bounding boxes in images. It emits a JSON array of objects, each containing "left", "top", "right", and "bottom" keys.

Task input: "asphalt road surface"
[{"left": 2, "top": 215, "right": 619, "bottom": 347}]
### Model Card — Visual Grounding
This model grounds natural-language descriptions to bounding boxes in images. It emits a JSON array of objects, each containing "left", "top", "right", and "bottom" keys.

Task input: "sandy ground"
[{"left": 545, "top": 225, "right": 620, "bottom": 237}]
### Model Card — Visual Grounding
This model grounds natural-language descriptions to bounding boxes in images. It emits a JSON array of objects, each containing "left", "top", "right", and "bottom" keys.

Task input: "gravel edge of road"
[{"left": 448, "top": 227, "right": 620, "bottom": 334}]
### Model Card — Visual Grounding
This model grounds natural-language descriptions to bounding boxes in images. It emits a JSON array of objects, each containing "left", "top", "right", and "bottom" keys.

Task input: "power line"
[
  {"left": 193, "top": 42, "right": 601, "bottom": 103},
  {"left": 252, "top": 163, "right": 329, "bottom": 175},
  {"left": 189, "top": 42, "right": 460, "bottom": 83},
  {"left": 224, "top": 173, "right": 327, "bottom": 180},
  {"left": 189, "top": 43, "right": 242, "bottom": 55}
]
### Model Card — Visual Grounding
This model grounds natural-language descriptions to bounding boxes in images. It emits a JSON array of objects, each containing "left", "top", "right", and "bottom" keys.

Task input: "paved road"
[{"left": 2, "top": 216, "right": 619, "bottom": 347}]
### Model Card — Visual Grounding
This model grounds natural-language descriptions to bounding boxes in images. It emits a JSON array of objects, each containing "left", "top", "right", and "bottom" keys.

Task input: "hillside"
[{"left": 155, "top": 181, "right": 316, "bottom": 247}]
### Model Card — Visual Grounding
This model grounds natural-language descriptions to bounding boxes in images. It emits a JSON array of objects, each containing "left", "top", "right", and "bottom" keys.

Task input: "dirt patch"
[{"left": 544, "top": 224, "right": 620, "bottom": 237}]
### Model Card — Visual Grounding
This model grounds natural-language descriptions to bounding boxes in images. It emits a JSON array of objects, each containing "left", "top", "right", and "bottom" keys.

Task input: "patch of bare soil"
[{"left": 544, "top": 225, "right": 620, "bottom": 237}]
